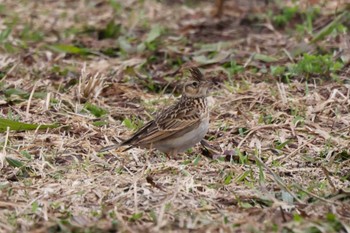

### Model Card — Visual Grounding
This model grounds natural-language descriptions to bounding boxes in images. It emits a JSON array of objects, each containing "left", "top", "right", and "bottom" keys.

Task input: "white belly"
[{"left": 154, "top": 117, "right": 209, "bottom": 153}]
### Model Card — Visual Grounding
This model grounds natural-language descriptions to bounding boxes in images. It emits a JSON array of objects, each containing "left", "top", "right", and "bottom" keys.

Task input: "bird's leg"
[
  {"left": 213, "top": 0, "right": 224, "bottom": 18},
  {"left": 165, "top": 149, "right": 177, "bottom": 160},
  {"left": 164, "top": 153, "right": 171, "bottom": 160}
]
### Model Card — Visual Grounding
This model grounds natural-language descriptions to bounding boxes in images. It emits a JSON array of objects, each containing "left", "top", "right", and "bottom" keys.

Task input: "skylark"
[{"left": 100, "top": 67, "right": 212, "bottom": 157}]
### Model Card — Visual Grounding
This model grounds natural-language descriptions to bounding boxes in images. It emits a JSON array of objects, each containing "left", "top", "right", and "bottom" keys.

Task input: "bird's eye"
[{"left": 192, "top": 81, "right": 198, "bottom": 87}]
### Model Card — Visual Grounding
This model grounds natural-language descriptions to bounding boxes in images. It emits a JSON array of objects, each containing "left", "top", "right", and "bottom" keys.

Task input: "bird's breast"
[{"left": 154, "top": 115, "right": 209, "bottom": 153}]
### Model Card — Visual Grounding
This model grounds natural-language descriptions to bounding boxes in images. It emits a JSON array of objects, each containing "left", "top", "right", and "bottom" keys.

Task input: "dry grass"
[{"left": 0, "top": 0, "right": 350, "bottom": 232}]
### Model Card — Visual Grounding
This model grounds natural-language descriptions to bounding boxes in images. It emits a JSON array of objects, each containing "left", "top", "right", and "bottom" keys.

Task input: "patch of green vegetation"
[
  {"left": 222, "top": 62, "right": 237, "bottom": 76},
  {"left": 275, "top": 5, "right": 309, "bottom": 38},
  {"left": 333, "top": 150, "right": 350, "bottom": 162},
  {"left": 5, "top": 156, "right": 34, "bottom": 179},
  {"left": 134, "top": 24, "right": 165, "bottom": 55},
  {"left": 223, "top": 172, "right": 234, "bottom": 185},
  {"left": 92, "top": 120, "right": 108, "bottom": 127},
  {"left": 145, "top": 24, "right": 164, "bottom": 45},
  {"left": 143, "top": 97, "right": 169, "bottom": 112},
  {"left": 270, "top": 66, "right": 286, "bottom": 77},
  {"left": 254, "top": 53, "right": 279, "bottom": 63},
  {"left": 215, "top": 120, "right": 230, "bottom": 132},
  {"left": 259, "top": 114, "right": 274, "bottom": 124},
  {"left": 0, "top": 3, "right": 6, "bottom": 13},
  {"left": 238, "top": 127, "right": 249, "bottom": 136},
  {"left": 0, "top": 118, "right": 58, "bottom": 133},
  {"left": 20, "top": 24, "right": 44, "bottom": 44},
  {"left": 108, "top": 0, "right": 123, "bottom": 13},
  {"left": 5, "top": 157, "right": 24, "bottom": 168},
  {"left": 0, "top": 27, "right": 11, "bottom": 43},
  {"left": 296, "top": 7, "right": 321, "bottom": 35},
  {"left": 48, "top": 218, "right": 116, "bottom": 233},
  {"left": 311, "top": 13, "right": 349, "bottom": 43},
  {"left": 48, "top": 170, "right": 66, "bottom": 180},
  {"left": 148, "top": 210, "right": 157, "bottom": 223},
  {"left": 117, "top": 36, "right": 134, "bottom": 55},
  {"left": 181, "top": 169, "right": 190, "bottom": 176},
  {"left": 1, "top": 15, "right": 47, "bottom": 51},
  {"left": 256, "top": 155, "right": 265, "bottom": 184},
  {"left": 270, "top": 3, "right": 349, "bottom": 46},
  {"left": 0, "top": 71, "right": 6, "bottom": 80},
  {"left": 324, "top": 213, "right": 344, "bottom": 232},
  {"left": 236, "top": 149, "right": 248, "bottom": 164},
  {"left": 235, "top": 170, "right": 250, "bottom": 183},
  {"left": 20, "top": 150, "right": 32, "bottom": 160},
  {"left": 0, "top": 26, "right": 16, "bottom": 52},
  {"left": 192, "top": 155, "right": 201, "bottom": 166},
  {"left": 4, "top": 109, "right": 20, "bottom": 122},
  {"left": 292, "top": 213, "right": 346, "bottom": 233},
  {"left": 272, "top": 53, "right": 344, "bottom": 82},
  {"left": 4, "top": 88, "right": 48, "bottom": 102},
  {"left": 84, "top": 103, "right": 108, "bottom": 117},
  {"left": 51, "top": 65, "right": 71, "bottom": 77},
  {"left": 292, "top": 115, "right": 304, "bottom": 128},
  {"left": 49, "top": 44, "right": 92, "bottom": 56},
  {"left": 62, "top": 26, "right": 81, "bottom": 39},
  {"left": 269, "top": 6, "right": 299, "bottom": 28},
  {"left": 306, "top": 180, "right": 327, "bottom": 194},
  {"left": 193, "top": 50, "right": 229, "bottom": 65},
  {"left": 122, "top": 116, "right": 144, "bottom": 131},
  {"left": 182, "top": 159, "right": 192, "bottom": 165},
  {"left": 238, "top": 201, "right": 253, "bottom": 209},
  {"left": 31, "top": 201, "right": 39, "bottom": 213},
  {"left": 274, "top": 140, "right": 290, "bottom": 151},
  {"left": 6, "top": 212, "right": 18, "bottom": 228},
  {"left": 288, "top": 54, "right": 343, "bottom": 79},
  {"left": 129, "top": 212, "right": 143, "bottom": 222},
  {"left": 143, "top": 75, "right": 158, "bottom": 92},
  {"left": 98, "top": 20, "right": 121, "bottom": 40}
]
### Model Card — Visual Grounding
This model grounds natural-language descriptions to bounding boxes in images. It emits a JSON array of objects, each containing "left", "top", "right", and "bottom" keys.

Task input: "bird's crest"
[{"left": 188, "top": 67, "right": 204, "bottom": 82}]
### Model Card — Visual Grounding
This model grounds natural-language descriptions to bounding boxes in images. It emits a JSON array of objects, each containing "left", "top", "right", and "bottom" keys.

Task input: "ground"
[{"left": 0, "top": 0, "right": 350, "bottom": 232}]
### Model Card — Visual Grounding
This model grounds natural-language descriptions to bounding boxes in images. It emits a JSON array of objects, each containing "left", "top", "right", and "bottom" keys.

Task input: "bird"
[{"left": 100, "top": 67, "right": 212, "bottom": 157}]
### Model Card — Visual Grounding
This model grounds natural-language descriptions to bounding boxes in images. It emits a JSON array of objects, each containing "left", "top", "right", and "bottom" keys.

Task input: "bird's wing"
[{"left": 124, "top": 102, "right": 202, "bottom": 146}]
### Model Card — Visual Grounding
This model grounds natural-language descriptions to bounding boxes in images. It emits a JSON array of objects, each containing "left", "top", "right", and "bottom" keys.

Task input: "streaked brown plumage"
[{"left": 100, "top": 67, "right": 211, "bottom": 156}]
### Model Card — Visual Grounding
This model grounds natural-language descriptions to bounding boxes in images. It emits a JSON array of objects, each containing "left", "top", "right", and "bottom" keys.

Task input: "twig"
[
  {"left": 253, "top": 154, "right": 305, "bottom": 204},
  {"left": 26, "top": 80, "right": 38, "bottom": 120},
  {"left": 243, "top": 52, "right": 255, "bottom": 68},
  {"left": 146, "top": 175, "right": 166, "bottom": 192},
  {"left": 44, "top": 92, "right": 51, "bottom": 111},
  {"left": 114, "top": 207, "right": 135, "bottom": 233},
  {"left": 321, "top": 166, "right": 337, "bottom": 193},
  {"left": 237, "top": 123, "right": 289, "bottom": 149},
  {"left": 134, "top": 176, "right": 138, "bottom": 213},
  {"left": 293, "top": 184, "right": 336, "bottom": 205},
  {"left": 277, "top": 82, "right": 287, "bottom": 104},
  {"left": 282, "top": 48, "right": 295, "bottom": 63},
  {"left": 276, "top": 138, "right": 314, "bottom": 164},
  {"left": 1, "top": 62, "right": 18, "bottom": 82},
  {"left": 0, "top": 127, "right": 10, "bottom": 169}
]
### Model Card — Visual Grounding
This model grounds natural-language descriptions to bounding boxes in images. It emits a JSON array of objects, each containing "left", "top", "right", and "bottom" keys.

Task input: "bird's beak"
[
  {"left": 200, "top": 81, "right": 213, "bottom": 96},
  {"left": 202, "top": 81, "right": 213, "bottom": 89}
]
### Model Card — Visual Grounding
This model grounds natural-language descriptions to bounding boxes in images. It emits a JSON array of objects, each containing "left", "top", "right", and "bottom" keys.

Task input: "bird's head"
[{"left": 182, "top": 67, "right": 212, "bottom": 98}]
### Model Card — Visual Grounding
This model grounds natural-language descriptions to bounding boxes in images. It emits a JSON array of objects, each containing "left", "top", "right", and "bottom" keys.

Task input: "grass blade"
[{"left": 0, "top": 118, "right": 58, "bottom": 132}]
